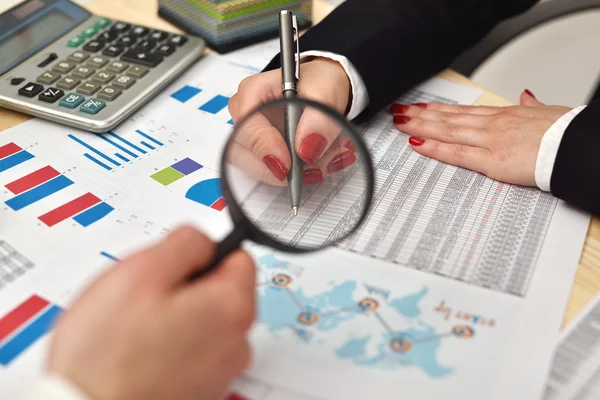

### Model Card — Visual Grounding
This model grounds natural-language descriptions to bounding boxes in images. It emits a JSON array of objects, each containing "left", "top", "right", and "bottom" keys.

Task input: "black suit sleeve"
[
  {"left": 263, "top": 0, "right": 538, "bottom": 122},
  {"left": 550, "top": 99, "right": 600, "bottom": 215}
]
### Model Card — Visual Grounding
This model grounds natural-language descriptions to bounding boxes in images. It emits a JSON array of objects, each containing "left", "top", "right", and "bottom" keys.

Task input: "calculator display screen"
[{"left": 0, "top": 0, "right": 90, "bottom": 76}]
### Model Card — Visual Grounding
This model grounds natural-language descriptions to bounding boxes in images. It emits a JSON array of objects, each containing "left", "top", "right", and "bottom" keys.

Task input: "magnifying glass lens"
[{"left": 222, "top": 98, "right": 372, "bottom": 252}]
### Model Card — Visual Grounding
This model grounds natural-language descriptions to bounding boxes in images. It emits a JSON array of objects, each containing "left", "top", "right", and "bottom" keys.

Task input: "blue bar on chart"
[
  {"left": 68, "top": 134, "right": 121, "bottom": 167},
  {"left": 83, "top": 153, "right": 112, "bottom": 171},
  {"left": 107, "top": 132, "right": 147, "bottom": 155},
  {"left": 5, "top": 175, "right": 74, "bottom": 211},
  {"left": 100, "top": 251, "right": 119, "bottom": 262},
  {"left": 0, "top": 303, "right": 63, "bottom": 366},
  {"left": 94, "top": 133, "right": 139, "bottom": 159},
  {"left": 114, "top": 153, "right": 130, "bottom": 163},
  {"left": 73, "top": 202, "right": 114, "bottom": 227},
  {"left": 136, "top": 130, "right": 163, "bottom": 146},
  {"left": 171, "top": 85, "right": 201, "bottom": 103},
  {"left": 140, "top": 141, "right": 155, "bottom": 151},
  {"left": 199, "top": 95, "right": 229, "bottom": 114},
  {"left": 227, "top": 119, "right": 234, "bottom": 125},
  {"left": 0, "top": 150, "right": 34, "bottom": 173}
]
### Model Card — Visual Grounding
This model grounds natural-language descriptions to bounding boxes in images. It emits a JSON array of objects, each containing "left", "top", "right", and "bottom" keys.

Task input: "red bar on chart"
[
  {"left": 5, "top": 166, "right": 60, "bottom": 194},
  {"left": 225, "top": 393, "right": 248, "bottom": 400},
  {"left": 38, "top": 192, "right": 101, "bottom": 227},
  {"left": 0, "top": 295, "right": 49, "bottom": 342},
  {"left": 210, "top": 198, "right": 226, "bottom": 211},
  {"left": 0, "top": 143, "right": 22, "bottom": 159}
]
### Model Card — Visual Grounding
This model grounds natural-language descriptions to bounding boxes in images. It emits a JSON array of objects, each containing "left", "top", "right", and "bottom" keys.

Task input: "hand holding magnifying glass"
[{"left": 189, "top": 97, "right": 374, "bottom": 279}]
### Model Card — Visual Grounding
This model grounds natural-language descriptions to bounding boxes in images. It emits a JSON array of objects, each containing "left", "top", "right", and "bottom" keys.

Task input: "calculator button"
[
  {"left": 98, "top": 30, "right": 119, "bottom": 42},
  {"left": 134, "top": 39, "right": 156, "bottom": 51},
  {"left": 102, "top": 44, "right": 125, "bottom": 57},
  {"left": 81, "top": 27, "right": 98, "bottom": 39},
  {"left": 107, "top": 61, "right": 129, "bottom": 73},
  {"left": 36, "top": 71, "right": 61, "bottom": 84},
  {"left": 154, "top": 44, "right": 175, "bottom": 56},
  {"left": 97, "top": 86, "right": 122, "bottom": 101},
  {"left": 92, "top": 71, "right": 115, "bottom": 84},
  {"left": 68, "top": 51, "right": 90, "bottom": 63},
  {"left": 38, "top": 87, "right": 64, "bottom": 103},
  {"left": 77, "top": 81, "right": 102, "bottom": 96},
  {"left": 111, "top": 22, "right": 131, "bottom": 33},
  {"left": 19, "top": 82, "right": 44, "bottom": 97},
  {"left": 73, "top": 66, "right": 96, "bottom": 79},
  {"left": 10, "top": 77, "right": 25, "bottom": 86},
  {"left": 116, "top": 35, "right": 136, "bottom": 47},
  {"left": 126, "top": 65, "right": 148, "bottom": 78},
  {"left": 168, "top": 35, "right": 187, "bottom": 46},
  {"left": 95, "top": 17, "right": 112, "bottom": 29},
  {"left": 121, "top": 49, "right": 163, "bottom": 67},
  {"left": 52, "top": 61, "right": 75, "bottom": 73},
  {"left": 67, "top": 36, "right": 85, "bottom": 48},
  {"left": 87, "top": 56, "right": 109, "bottom": 68},
  {"left": 113, "top": 75, "right": 136, "bottom": 89},
  {"left": 83, "top": 40, "right": 104, "bottom": 53},
  {"left": 60, "top": 93, "right": 86, "bottom": 109},
  {"left": 130, "top": 26, "right": 149, "bottom": 37},
  {"left": 80, "top": 98, "right": 106, "bottom": 114},
  {"left": 56, "top": 76, "right": 81, "bottom": 90},
  {"left": 150, "top": 31, "right": 169, "bottom": 42}
]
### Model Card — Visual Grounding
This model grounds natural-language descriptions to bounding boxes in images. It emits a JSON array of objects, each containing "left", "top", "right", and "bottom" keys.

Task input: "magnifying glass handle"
[{"left": 188, "top": 228, "right": 246, "bottom": 280}]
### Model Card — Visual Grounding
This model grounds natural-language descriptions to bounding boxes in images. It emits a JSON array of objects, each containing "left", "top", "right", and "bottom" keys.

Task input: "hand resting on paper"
[{"left": 35, "top": 226, "right": 255, "bottom": 400}]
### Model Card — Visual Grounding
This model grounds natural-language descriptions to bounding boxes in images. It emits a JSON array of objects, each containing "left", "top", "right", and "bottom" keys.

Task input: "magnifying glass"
[{"left": 190, "top": 97, "right": 374, "bottom": 279}]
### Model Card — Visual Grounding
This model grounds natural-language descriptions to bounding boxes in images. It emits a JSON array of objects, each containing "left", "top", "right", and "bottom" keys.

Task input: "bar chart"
[
  {"left": 1, "top": 142, "right": 114, "bottom": 228},
  {"left": 0, "top": 294, "right": 63, "bottom": 366},
  {"left": 150, "top": 157, "right": 203, "bottom": 186},
  {"left": 68, "top": 129, "right": 164, "bottom": 171},
  {"left": 170, "top": 85, "right": 234, "bottom": 125}
]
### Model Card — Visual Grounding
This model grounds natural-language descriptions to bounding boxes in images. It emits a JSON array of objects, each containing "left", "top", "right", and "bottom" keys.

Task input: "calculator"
[{"left": 0, "top": 0, "right": 206, "bottom": 133}]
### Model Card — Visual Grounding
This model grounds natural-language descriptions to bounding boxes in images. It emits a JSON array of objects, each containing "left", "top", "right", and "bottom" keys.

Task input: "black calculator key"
[
  {"left": 168, "top": 35, "right": 187, "bottom": 46},
  {"left": 39, "top": 87, "right": 64, "bottom": 103},
  {"left": 116, "top": 35, "right": 136, "bottom": 47},
  {"left": 98, "top": 30, "right": 119, "bottom": 42},
  {"left": 68, "top": 51, "right": 90, "bottom": 63},
  {"left": 102, "top": 44, "right": 125, "bottom": 57},
  {"left": 111, "top": 22, "right": 130, "bottom": 33},
  {"left": 83, "top": 40, "right": 104, "bottom": 52},
  {"left": 19, "top": 82, "right": 44, "bottom": 97},
  {"left": 150, "top": 31, "right": 169, "bottom": 42},
  {"left": 130, "top": 26, "right": 149, "bottom": 37},
  {"left": 10, "top": 77, "right": 25, "bottom": 86},
  {"left": 154, "top": 44, "right": 175, "bottom": 56},
  {"left": 121, "top": 49, "right": 163, "bottom": 67},
  {"left": 134, "top": 39, "right": 156, "bottom": 51}
]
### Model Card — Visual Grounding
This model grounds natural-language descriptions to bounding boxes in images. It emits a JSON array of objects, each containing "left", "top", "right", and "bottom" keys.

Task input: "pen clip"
[{"left": 292, "top": 14, "right": 299, "bottom": 81}]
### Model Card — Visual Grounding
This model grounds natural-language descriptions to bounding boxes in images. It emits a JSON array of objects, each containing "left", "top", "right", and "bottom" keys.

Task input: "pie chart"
[{"left": 185, "top": 178, "right": 226, "bottom": 211}]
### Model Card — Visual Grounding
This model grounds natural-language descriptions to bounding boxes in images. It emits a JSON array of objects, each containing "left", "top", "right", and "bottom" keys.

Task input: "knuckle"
[
  {"left": 443, "top": 124, "right": 460, "bottom": 141},
  {"left": 451, "top": 145, "right": 468, "bottom": 162},
  {"left": 170, "top": 225, "right": 205, "bottom": 244}
]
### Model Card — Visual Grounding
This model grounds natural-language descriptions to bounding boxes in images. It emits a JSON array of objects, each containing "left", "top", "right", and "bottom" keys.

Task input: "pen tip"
[{"left": 293, "top": 206, "right": 298, "bottom": 217}]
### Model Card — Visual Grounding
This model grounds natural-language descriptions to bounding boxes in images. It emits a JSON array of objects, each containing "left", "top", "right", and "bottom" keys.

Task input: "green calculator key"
[
  {"left": 95, "top": 18, "right": 111, "bottom": 29},
  {"left": 60, "top": 93, "right": 85, "bottom": 109},
  {"left": 67, "top": 36, "right": 85, "bottom": 48},
  {"left": 80, "top": 98, "right": 106, "bottom": 114},
  {"left": 81, "top": 27, "right": 98, "bottom": 38}
]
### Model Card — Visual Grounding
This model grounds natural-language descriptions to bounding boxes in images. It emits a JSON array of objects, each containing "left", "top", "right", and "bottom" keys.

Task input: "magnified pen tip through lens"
[{"left": 293, "top": 206, "right": 298, "bottom": 217}]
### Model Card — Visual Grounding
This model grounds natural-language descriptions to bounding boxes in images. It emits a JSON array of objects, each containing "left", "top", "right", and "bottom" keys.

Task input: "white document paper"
[
  {"left": 0, "top": 53, "right": 590, "bottom": 400},
  {"left": 542, "top": 293, "right": 600, "bottom": 400}
]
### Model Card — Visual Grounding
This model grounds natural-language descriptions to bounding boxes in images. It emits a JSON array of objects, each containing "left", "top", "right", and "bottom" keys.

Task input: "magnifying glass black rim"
[{"left": 220, "top": 97, "right": 375, "bottom": 254}]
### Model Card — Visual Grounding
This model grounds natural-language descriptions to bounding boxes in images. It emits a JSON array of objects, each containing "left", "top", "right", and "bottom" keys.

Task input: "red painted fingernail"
[
  {"left": 409, "top": 137, "right": 425, "bottom": 146},
  {"left": 412, "top": 103, "right": 427, "bottom": 108},
  {"left": 393, "top": 115, "right": 411, "bottom": 124},
  {"left": 327, "top": 151, "right": 357, "bottom": 174},
  {"left": 346, "top": 141, "right": 356, "bottom": 153},
  {"left": 391, "top": 104, "right": 409, "bottom": 114},
  {"left": 299, "top": 133, "right": 327, "bottom": 163},
  {"left": 303, "top": 168, "right": 323, "bottom": 184},
  {"left": 263, "top": 155, "right": 289, "bottom": 181},
  {"left": 524, "top": 89, "right": 536, "bottom": 98}
]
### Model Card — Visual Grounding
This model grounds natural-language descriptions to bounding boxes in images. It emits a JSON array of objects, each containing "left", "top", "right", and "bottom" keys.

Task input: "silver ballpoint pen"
[{"left": 279, "top": 10, "right": 302, "bottom": 216}]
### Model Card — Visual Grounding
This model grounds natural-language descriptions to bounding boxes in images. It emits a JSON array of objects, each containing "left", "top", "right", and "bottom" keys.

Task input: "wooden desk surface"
[{"left": 1, "top": 0, "right": 598, "bottom": 327}]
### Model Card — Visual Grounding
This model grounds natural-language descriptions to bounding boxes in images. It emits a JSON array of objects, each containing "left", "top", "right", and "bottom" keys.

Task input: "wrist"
[{"left": 300, "top": 56, "right": 353, "bottom": 116}]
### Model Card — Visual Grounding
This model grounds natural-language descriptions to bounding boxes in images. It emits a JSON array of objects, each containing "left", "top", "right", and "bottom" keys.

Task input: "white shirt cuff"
[
  {"left": 535, "top": 105, "right": 587, "bottom": 192},
  {"left": 22, "top": 374, "right": 91, "bottom": 400},
  {"left": 299, "top": 51, "right": 369, "bottom": 120}
]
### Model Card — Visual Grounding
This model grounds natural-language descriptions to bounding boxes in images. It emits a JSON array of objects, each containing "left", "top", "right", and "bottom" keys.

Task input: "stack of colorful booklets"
[{"left": 158, "top": 0, "right": 312, "bottom": 53}]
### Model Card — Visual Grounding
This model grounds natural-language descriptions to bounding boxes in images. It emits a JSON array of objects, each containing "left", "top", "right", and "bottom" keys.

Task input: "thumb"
[{"left": 520, "top": 89, "right": 544, "bottom": 106}]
